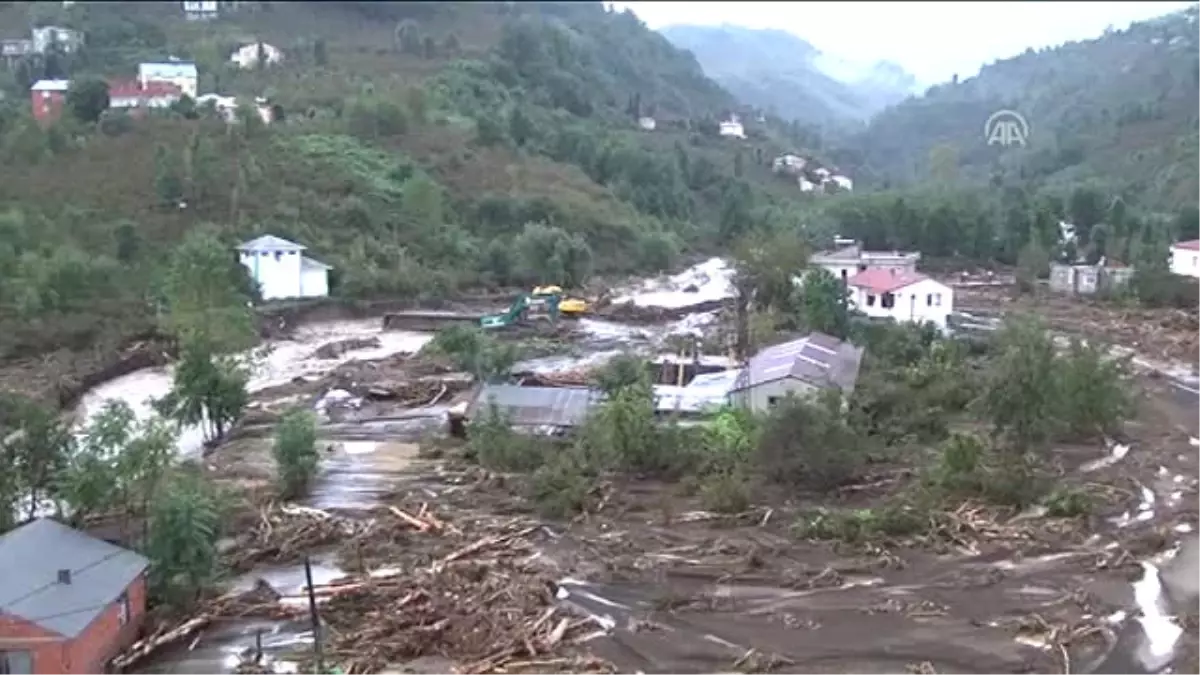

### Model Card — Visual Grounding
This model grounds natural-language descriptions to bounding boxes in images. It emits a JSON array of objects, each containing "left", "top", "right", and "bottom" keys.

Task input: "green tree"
[
  {"left": 979, "top": 316, "right": 1061, "bottom": 451},
  {"left": 65, "top": 77, "right": 110, "bottom": 124},
  {"left": 795, "top": 267, "right": 850, "bottom": 338},
  {"left": 0, "top": 395, "right": 73, "bottom": 523},
  {"left": 395, "top": 19, "right": 422, "bottom": 55},
  {"left": 313, "top": 38, "right": 328, "bottom": 66},
  {"left": 145, "top": 470, "right": 222, "bottom": 603},
  {"left": 513, "top": 222, "right": 593, "bottom": 287},
  {"left": 509, "top": 106, "right": 534, "bottom": 147},
  {"left": 160, "top": 227, "right": 256, "bottom": 350},
  {"left": 1015, "top": 240, "right": 1049, "bottom": 294},
  {"left": 405, "top": 86, "right": 428, "bottom": 125},
  {"left": 273, "top": 408, "right": 319, "bottom": 499},
  {"left": 474, "top": 114, "right": 506, "bottom": 146},
  {"left": 591, "top": 353, "right": 649, "bottom": 397},
  {"left": 426, "top": 325, "right": 516, "bottom": 382},
  {"left": 153, "top": 144, "right": 184, "bottom": 206},
  {"left": 156, "top": 340, "right": 249, "bottom": 443}
]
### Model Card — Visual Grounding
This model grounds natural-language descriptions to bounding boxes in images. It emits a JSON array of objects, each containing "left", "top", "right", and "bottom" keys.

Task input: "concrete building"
[
  {"left": 107, "top": 79, "right": 182, "bottom": 112},
  {"left": 182, "top": 0, "right": 218, "bottom": 20},
  {"left": 1170, "top": 240, "right": 1200, "bottom": 278},
  {"left": 1048, "top": 263, "right": 1135, "bottom": 296},
  {"left": 237, "top": 235, "right": 331, "bottom": 301},
  {"left": 0, "top": 518, "right": 148, "bottom": 674},
  {"left": 718, "top": 114, "right": 745, "bottom": 139},
  {"left": 29, "top": 79, "right": 69, "bottom": 124},
  {"left": 31, "top": 25, "right": 83, "bottom": 54},
  {"left": 229, "top": 42, "right": 284, "bottom": 69},
  {"left": 847, "top": 269, "right": 954, "bottom": 330},
  {"left": 727, "top": 333, "right": 864, "bottom": 414},
  {"left": 137, "top": 61, "right": 198, "bottom": 98},
  {"left": 809, "top": 240, "right": 921, "bottom": 284}
]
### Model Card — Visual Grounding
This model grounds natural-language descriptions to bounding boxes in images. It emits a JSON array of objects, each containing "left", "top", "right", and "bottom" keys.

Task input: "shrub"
[
  {"left": 756, "top": 391, "right": 866, "bottom": 492},
  {"left": 273, "top": 408, "right": 319, "bottom": 499}
]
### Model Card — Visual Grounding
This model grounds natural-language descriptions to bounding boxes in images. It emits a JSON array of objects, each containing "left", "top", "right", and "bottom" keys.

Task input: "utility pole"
[{"left": 304, "top": 556, "right": 324, "bottom": 674}]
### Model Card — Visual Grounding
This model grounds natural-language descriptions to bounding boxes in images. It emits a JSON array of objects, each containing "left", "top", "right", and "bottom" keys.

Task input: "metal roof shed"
[{"left": 467, "top": 384, "right": 599, "bottom": 430}]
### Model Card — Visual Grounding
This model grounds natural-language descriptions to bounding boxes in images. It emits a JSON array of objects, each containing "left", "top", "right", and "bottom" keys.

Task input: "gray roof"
[
  {"left": 730, "top": 332, "right": 864, "bottom": 394},
  {"left": 238, "top": 234, "right": 306, "bottom": 252},
  {"left": 0, "top": 518, "right": 149, "bottom": 639},
  {"left": 467, "top": 385, "right": 598, "bottom": 428},
  {"left": 301, "top": 255, "right": 332, "bottom": 271},
  {"left": 810, "top": 244, "right": 862, "bottom": 262}
]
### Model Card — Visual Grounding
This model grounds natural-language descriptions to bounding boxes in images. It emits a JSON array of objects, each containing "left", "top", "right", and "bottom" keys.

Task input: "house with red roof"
[
  {"left": 1169, "top": 239, "right": 1200, "bottom": 279},
  {"left": 108, "top": 79, "right": 182, "bottom": 115},
  {"left": 846, "top": 268, "right": 954, "bottom": 330}
]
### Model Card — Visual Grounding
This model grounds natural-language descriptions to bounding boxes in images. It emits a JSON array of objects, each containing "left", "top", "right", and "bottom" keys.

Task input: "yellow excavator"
[{"left": 531, "top": 285, "right": 588, "bottom": 317}]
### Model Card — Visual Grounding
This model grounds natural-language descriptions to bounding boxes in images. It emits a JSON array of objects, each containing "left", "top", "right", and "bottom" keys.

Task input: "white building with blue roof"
[
  {"left": 237, "top": 234, "right": 331, "bottom": 301},
  {"left": 138, "top": 60, "right": 198, "bottom": 98}
]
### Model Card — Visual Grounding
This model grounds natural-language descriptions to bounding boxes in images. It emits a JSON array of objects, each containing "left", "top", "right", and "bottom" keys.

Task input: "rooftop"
[
  {"left": 848, "top": 268, "right": 932, "bottom": 294},
  {"left": 731, "top": 332, "right": 863, "bottom": 394},
  {"left": 301, "top": 255, "right": 332, "bottom": 271},
  {"left": 1174, "top": 239, "right": 1200, "bottom": 251},
  {"left": 31, "top": 79, "right": 69, "bottom": 92},
  {"left": 108, "top": 79, "right": 182, "bottom": 98},
  {"left": 811, "top": 243, "right": 922, "bottom": 263},
  {"left": 467, "top": 385, "right": 598, "bottom": 429},
  {"left": 0, "top": 518, "right": 149, "bottom": 639},
  {"left": 238, "top": 234, "right": 306, "bottom": 252},
  {"left": 138, "top": 61, "right": 198, "bottom": 78}
]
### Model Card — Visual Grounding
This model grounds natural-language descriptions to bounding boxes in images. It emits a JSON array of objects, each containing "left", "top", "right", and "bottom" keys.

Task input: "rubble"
[
  {"left": 313, "top": 336, "right": 383, "bottom": 360},
  {"left": 118, "top": 503, "right": 612, "bottom": 674}
]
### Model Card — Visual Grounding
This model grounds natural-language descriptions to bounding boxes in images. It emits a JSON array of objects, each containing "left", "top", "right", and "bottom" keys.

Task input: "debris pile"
[{"left": 116, "top": 503, "right": 613, "bottom": 674}]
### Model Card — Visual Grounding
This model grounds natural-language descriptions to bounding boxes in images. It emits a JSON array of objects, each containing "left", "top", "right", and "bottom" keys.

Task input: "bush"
[
  {"left": 273, "top": 408, "right": 319, "bottom": 499},
  {"left": 756, "top": 391, "right": 866, "bottom": 492},
  {"left": 529, "top": 450, "right": 593, "bottom": 519},
  {"left": 467, "top": 403, "right": 551, "bottom": 472},
  {"left": 698, "top": 467, "right": 751, "bottom": 513}
]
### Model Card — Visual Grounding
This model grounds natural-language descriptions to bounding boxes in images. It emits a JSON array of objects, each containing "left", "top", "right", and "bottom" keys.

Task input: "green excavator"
[{"left": 479, "top": 286, "right": 587, "bottom": 329}]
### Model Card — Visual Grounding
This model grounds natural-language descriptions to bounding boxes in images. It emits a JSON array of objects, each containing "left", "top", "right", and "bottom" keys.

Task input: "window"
[
  {"left": 274, "top": 251, "right": 282, "bottom": 261},
  {"left": 866, "top": 294, "right": 876, "bottom": 307},
  {"left": 858, "top": 264, "right": 867, "bottom": 272},
  {"left": 881, "top": 292, "right": 895, "bottom": 309},
  {"left": 0, "top": 650, "right": 32, "bottom": 674},
  {"left": 767, "top": 396, "right": 781, "bottom": 408},
  {"left": 926, "top": 293, "right": 933, "bottom": 307},
  {"left": 934, "top": 293, "right": 942, "bottom": 307},
  {"left": 117, "top": 591, "right": 130, "bottom": 626}
]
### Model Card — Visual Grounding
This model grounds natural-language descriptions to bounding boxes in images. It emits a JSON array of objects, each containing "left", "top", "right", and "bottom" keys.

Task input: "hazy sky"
[{"left": 611, "top": 1, "right": 1196, "bottom": 85}]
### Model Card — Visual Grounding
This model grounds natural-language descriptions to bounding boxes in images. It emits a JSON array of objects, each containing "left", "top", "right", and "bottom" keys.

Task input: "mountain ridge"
[{"left": 658, "top": 23, "right": 918, "bottom": 128}]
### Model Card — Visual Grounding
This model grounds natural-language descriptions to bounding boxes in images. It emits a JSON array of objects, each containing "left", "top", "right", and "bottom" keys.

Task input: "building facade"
[{"left": 237, "top": 234, "right": 331, "bottom": 301}]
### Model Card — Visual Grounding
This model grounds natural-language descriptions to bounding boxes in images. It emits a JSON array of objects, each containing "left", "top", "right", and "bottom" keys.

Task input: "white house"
[
  {"left": 1169, "top": 239, "right": 1200, "bottom": 278},
  {"left": 829, "top": 174, "right": 853, "bottom": 192},
  {"left": 182, "top": 0, "right": 218, "bottom": 20},
  {"left": 229, "top": 42, "right": 285, "bottom": 69},
  {"left": 809, "top": 240, "right": 921, "bottom": 284},
  {"left": 847, "top": 269, "right": 953, "bottom": 330},
  {"left": 197, "top": 93, "right": 274, "bottom": 125},
  {"left": 727, "top": 333, "right": 864, "bottom": 414},
  {"left": 108, "top": 79, "right": 182, "bottom": 110},
  {"left": 138, "top": 61, "right": 198, "bottom": 98},
  {"left": 237, "top": 235, "right": 331, "bottom": 301},
  {"left": 31, "top": 25, "right": 83, "bottom": 54},
  {"left": 718, "top": 114, "right": 745, "bottom": 139},
  {"left": 637, "top": 116, "right": 656, "bottom": 131}
]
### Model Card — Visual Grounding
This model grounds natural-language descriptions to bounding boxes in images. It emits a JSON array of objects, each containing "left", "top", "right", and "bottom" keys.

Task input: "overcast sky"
[{"left": 610, "top": 1, "right": 1196, "bottom": 85}]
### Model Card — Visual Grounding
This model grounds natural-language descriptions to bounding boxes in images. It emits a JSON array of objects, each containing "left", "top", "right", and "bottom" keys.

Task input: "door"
[{"left": 909, "top": 293, "right": 915, "bottom": 321}]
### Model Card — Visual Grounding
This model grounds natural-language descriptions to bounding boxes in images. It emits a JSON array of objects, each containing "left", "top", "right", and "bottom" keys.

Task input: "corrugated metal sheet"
[
  {"left": 468, "top": 385, "right": 597, "bottom": 428},
  {"left": 732, "top": 332, "right": 863, "bottom": 394}
]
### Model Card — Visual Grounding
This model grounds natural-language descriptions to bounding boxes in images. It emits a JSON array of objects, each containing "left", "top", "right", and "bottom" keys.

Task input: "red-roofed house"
[
  {"left": 847, "top": 268, "right": 954, "bottom": 329},
  {"left": 1169, "top": 240, "right": 1200, "bottom": 278},
  {"left": 108, "top": 79, "right": 182, "bottom": 115}
]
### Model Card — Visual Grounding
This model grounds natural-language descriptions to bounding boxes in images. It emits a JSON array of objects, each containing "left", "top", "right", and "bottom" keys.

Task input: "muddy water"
[{"left": 79, "top": 320, "right": 432, "bottom": 458}]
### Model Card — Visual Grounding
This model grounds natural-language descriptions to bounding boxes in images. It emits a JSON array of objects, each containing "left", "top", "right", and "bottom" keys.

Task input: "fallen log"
[{"left": 111, "top": 615, "right": 210, "bottom": 672}]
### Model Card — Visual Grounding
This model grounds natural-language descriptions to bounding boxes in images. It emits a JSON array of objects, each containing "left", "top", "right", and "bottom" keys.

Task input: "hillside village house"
[
  {"left": 138, "top": 61, "right": 198, "bottom": 98},
  {"left": 182, "top": 0, "right": 218, "bottom": 20},
  {"left": 0, "top": 518, "right": 149, "bottom": 674},
  {"left": 1169, "top": 239, "right": 1200, "bottom": 278},
  {"left": 718, "top": 114, "right": 745, "bottom": 139},
  {"left": 230, "top": 42, "right": 284, "bottom": 69},
  {"left": 637, "top": 116, "right": 656, "bottom": 131},
  {"left": 196, "top": 93, "right": 275, "bottom": 124},
  {"left": 847, "top": 268, "right": 954, "bottom": 330},
  {"left": 29, "top": 79, "right": 68, "bottom": 124},
  {"left": 108, "top": 79, "right": 182, "bottom": 112},
  {"left": 728, "top": 332, "right": 864, "bottom": 414},
  {"left": 31, "top": 25, "right": 83, "bottom": 54},
  {"left": 809, "top": 239, "right": 921, "bottom": 283},
  {"left": 238, "top": 235, "right": 331, "bottom": 301}
]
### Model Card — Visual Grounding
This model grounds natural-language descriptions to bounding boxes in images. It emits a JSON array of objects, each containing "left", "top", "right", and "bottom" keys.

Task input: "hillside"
[
  {"left": 839, "top": 6, "right": 1200, "bottom": 212},
  {"left": 0, "top": 0, "right": 827, "bottom": 362},
  {"left": 659, "top": 24, "right": 918, "bottom": 130}
]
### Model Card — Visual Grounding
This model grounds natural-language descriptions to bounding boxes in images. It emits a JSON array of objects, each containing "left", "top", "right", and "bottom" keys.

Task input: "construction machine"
[{"left": 531, "top": 285, "right": 588, "bottom": 317}]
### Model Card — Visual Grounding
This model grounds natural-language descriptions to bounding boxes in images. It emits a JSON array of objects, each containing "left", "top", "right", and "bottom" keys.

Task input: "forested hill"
[
  {"left": 0, "top": 0, "right": 818, "bottom": 363},
  {"left": 839, "top": 6, "right": 1200, "bottom": 212},
  {"left": 660, "top": 24, "right": 917, "bottom": 130}
]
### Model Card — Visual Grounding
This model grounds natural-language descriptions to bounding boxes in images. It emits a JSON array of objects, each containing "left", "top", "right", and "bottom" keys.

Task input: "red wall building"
[
  {"left": 0, "top": 519, "right": 150, "bottom": 674},
  {"left": 29, "top": 79, "right": 69, "bottom": 124}
]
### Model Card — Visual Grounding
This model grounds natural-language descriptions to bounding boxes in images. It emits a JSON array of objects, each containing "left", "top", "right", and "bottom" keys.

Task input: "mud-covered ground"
[{"left": 22, "top": 258, "right": 1198, "bottom": 674}]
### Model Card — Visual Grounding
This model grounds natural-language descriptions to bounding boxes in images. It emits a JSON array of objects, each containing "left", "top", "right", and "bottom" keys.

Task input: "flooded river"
[{"left": 71, "top": 260, "right": 1195, "bottom": 674}]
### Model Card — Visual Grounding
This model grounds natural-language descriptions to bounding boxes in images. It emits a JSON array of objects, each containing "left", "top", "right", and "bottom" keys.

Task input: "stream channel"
[{"left": 66, "top": 258, "right": 1195, "bottom": 674}]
